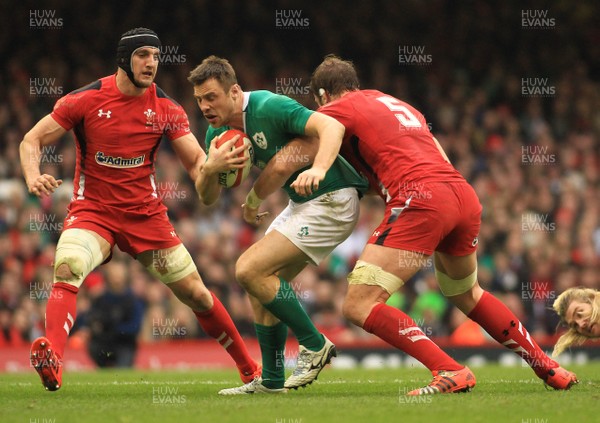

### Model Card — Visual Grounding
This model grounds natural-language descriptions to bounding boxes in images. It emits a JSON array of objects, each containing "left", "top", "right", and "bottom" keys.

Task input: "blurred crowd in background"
[{"left": 0, "top": 1, "right": 598, "bottom": 360}]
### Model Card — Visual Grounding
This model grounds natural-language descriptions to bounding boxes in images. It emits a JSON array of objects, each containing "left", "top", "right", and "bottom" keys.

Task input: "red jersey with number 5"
[
  {"left": 51, "top": 74, "right": 190, "bottom": 210},
  {"left": 318, "top": 90, "right": 464, "bottom": 201}
]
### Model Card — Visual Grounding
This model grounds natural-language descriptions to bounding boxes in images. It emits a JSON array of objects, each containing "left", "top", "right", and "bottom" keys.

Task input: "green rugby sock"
[
  {"left": 262, "top": 277, "right": 325, "bottom": 351},
  {"left": 255, "top": 321, "right": 288, "bottom": 389}
]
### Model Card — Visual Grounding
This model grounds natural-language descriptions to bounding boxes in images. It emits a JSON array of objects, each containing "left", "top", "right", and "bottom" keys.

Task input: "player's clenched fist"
[{"left": 28, "top": 174, "right": 63, "bottom": 197}]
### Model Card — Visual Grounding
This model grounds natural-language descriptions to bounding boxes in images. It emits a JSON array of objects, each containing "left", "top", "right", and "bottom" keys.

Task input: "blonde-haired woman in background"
[{"left": 553, "top": 287, "right": 600, "bottom": 357}]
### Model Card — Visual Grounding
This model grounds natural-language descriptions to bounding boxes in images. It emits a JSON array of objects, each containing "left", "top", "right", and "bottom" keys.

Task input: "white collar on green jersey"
[
  {"left": 242, "top": 91, "right": 250, "bottom": 111},
  {"left": 242, "top": 91, "right": 251, "bottom": 134}
]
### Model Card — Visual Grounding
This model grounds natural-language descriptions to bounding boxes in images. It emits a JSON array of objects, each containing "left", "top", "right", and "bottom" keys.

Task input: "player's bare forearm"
[
  {"left": 20, "top": 115, "right": 66, "bottom": 196},
  {"left": 187, "top": 153, "right": 204, "bottom": 182},
  {"left": 304, "top": 112, "right": 345, "bottom": 173},
  {"left": 290, "top": 113, "right": 344, "bottom": 196},
  {"left": 195, "top": 163, "right": 221, "bottom": 205},
  {"left": 172, "top": 133, "right": 205, "bottom": 181},
  {"left": 242, "top": 136, "right": 318, "bottom": 224},
  {"left": 20, "top": 136, "right": 43, "bottom": 187},
  {"left": 254, "top": 137, "right": 317, "bottom": 199},
  {"left": 252, "top": 167, "right": 285, "bottom": 200}
]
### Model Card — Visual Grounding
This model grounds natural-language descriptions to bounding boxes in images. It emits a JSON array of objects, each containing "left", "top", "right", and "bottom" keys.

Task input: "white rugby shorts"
[{"left": 266, "top": 188, "right": 360, "bottom": 264}]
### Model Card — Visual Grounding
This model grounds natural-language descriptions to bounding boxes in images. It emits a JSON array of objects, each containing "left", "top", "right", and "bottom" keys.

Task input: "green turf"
[{"left": 2, "top": 363, "right": 598, "bottom": 423}]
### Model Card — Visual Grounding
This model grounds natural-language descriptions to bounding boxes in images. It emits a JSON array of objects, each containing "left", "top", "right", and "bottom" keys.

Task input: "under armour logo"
[
  {"left": 170, "top": 231, "right": 176, "bottom": 237},
  {"left": 373, "top": 231, "right": 381, "bottom": 237},
  {"left": 65, "top": 216, "right": 77, "bottom": 226},
  {"left": 98, "top": 109, "right": 112, "bottom": 118}
]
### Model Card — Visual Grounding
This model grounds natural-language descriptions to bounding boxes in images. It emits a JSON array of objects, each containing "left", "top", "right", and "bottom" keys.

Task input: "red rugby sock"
[
  {"left": 44, "top": 282, "right": 78, "bottom": 359},
  {"left": 468, "top": 291, "right": 558, "bottom": 378},
  {"left": 363, "top": 303, "right": 463, "bottom": 371},
  {"left": 194, "top": 292, "right": 258, "bottom": 376}
]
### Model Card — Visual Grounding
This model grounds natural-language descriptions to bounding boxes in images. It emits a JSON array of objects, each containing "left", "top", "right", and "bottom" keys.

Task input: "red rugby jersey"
[
  {"left": 51, "top": 74, "right": 190, "bottom": 209},
  {"left": 319, "top": 90, "right": 464, "bottom": 201}
]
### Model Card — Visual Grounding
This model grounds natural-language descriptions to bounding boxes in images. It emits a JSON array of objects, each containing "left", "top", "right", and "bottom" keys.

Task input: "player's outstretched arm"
[
  {"left": 19, "top": 114, "right": 66, "bottom": 197},
  {"left": 195, "top": 135, "right": 248, "bottom": 206},
  {"left": 242, "top": 136, "right": 318, "bottom": 225},
  {"left": 290, "top": 112, "right": 345, "bottom": 196}
]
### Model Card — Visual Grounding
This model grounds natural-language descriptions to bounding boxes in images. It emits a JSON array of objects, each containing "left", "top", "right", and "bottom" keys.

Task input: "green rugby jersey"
[{"left": 206, "top": 90, "right": 368, "bottom": 203}]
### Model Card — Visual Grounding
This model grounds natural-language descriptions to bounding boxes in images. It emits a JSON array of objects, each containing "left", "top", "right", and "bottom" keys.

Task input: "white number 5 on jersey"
[{"left": 376, "top": 96, "right": 421, "bottom": 128}]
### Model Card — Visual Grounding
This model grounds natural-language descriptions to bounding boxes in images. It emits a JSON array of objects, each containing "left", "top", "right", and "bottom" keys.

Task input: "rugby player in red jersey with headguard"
[
  {"left": 19, "top": 28, "right": 260, "bottom": 391},
  {"left": 291, "top": 55, "right": 578, "bottom": 394}
]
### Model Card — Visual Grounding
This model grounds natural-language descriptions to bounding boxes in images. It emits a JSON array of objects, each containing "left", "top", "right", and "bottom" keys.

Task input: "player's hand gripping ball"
[{"left": 215, "top": 129, "right": 254, "bottom": 188}]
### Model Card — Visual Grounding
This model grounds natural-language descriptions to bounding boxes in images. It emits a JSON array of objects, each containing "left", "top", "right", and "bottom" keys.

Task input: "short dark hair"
[
  {"left": 187, "top": 55, "right": 237, "bottom": 91},
  {"left": 310, "top": 55, "right": 359, "bottom": 97}
]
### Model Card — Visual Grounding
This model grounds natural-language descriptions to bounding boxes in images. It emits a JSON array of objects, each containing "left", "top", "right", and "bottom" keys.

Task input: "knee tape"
[
  {"left": 145, "top": 244, "right": 197, "bottom": 284},
  {"left": 347, "top": 260, "right": 405, "bottom": 295},
  {"left": 54, "top": 228, "right": 106, "bottom": 288},
  {"left": 435, "top": 266, "right": 477, "bottom": 296}
]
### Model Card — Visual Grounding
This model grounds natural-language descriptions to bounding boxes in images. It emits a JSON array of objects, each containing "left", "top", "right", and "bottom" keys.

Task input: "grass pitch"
[{"left": 2, "top": 363, "right": 598, "bottom": 423}]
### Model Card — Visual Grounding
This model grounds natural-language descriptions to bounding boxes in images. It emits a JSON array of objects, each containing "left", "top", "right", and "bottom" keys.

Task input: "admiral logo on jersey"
[{"left": 95, "top": 151, "right": 145, "bottom": 168}]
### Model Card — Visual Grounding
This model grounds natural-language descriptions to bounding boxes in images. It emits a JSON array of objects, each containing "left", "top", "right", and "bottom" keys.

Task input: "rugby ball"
[{"left": 214, "top": 129, "right": 254, "bottom": 188}]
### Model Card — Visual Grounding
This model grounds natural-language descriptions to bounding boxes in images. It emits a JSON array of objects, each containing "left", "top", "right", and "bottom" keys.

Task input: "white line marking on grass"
[
  {"left": 393, "top": 378, "right": 541, "bottom": 384},
  {"left": 7, "top": 379, "right": 356, "bottom": 387}
]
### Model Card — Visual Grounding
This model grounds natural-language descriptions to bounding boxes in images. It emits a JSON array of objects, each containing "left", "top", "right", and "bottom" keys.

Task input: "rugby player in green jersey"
[{"left": 189, "top": 56, "right": 368, "bottom": 394}]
